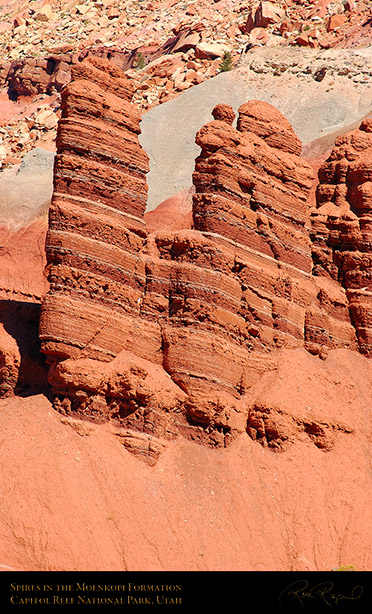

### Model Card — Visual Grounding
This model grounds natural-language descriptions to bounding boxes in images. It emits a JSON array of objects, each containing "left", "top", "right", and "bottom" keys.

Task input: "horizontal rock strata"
[
  {"left": 193, "top": 101, "right": 357, "bottom": 359},
  {"left": 311, "top": 118, "right": 372, "bottom": 356},
  {"left": 39, "top": 56, "right": 151, "bottom": 363},
  {"left": 38, "top": 59, "right": 368, "bottom": 459}
]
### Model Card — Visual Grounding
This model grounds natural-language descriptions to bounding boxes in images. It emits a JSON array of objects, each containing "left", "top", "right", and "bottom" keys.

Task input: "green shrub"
[
  {"left": 219, "top": 51, "right": 233, "bottom": 72},
  {"left": 134, "top": 52, "right": 146, "bottom": 70}
]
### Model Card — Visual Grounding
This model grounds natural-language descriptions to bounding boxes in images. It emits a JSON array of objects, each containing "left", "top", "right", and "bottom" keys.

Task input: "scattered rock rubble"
[{"left": 0, "top": 0, "right": 371, "bottom": 165}]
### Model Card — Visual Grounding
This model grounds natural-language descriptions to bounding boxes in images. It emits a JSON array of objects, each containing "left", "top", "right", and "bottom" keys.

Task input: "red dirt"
[
  {"left": 0, "top": 346, "right": 371, "bottom": 572},
  {"left": 144, "top": 188, "right": 194, "bottom": 233},
  {"left": 0, "top": 216, "right": 48, "bottom": 301}
]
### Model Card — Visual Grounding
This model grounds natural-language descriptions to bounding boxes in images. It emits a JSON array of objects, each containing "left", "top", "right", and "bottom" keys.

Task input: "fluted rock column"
[
  {"left": 192, "top": 102, "right": 316, "bottom": 349},
  {"left": 312, "top": 119, "right": 372, "bottom": 356},
  {"left": 39, "top": 57, "right": 160, "bottom": 364}
]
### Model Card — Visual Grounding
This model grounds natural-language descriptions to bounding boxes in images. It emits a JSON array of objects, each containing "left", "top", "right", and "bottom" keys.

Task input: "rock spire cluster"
[
  {"left": 37, "top": 56, "right": 369, "bottom": 460},
  {"left": 311, "top": 119, "right": 372, "bottom": 356}
]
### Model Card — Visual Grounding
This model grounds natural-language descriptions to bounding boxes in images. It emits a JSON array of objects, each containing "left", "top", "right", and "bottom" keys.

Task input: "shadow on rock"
[{"left": 0, "top": 300, "right": 49, "bottom": 397}]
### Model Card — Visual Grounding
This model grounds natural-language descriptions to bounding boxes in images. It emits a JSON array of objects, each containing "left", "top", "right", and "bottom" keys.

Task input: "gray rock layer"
[{"left": 140, "top": 47, "right": 372, "bottom": 210}]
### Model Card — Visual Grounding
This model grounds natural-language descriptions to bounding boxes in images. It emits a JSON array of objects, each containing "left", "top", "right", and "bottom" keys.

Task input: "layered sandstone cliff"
[
  {"left": 192, "top": 100, "right": 357, "bottom": 361},
  {"left": 311, "top": 119, "right": 372, "bottom": 357},
  {"left": 37, "top": 56, "right": 369, "bottom": 461},
  {"left": 40, "top": 56, "right": 151, "bottom": 364}
]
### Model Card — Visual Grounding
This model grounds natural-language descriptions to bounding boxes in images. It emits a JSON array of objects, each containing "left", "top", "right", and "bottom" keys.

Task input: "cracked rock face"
[
  {"left": 311, "top": 119, "right": 372, "bottom": 357},
  {"left": 192, "top": 101, "right": 357, "bottom": 361},
  {"left": 39, "top": 55, "right": 150, "bottom": 364},
  {"left": 38, "top": 56, "right": 370, "bottom": 463}
]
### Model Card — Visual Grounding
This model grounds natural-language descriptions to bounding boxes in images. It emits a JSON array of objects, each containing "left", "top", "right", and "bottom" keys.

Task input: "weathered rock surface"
[
  {"left": 40, "top": 56, "right": 150, "bottom": 364},
  {"left": 192, "top": 102, "right": 357, "bottom": 361},
  {"left": 38, "top": 59, "right": 366, "bottom": 462},
  {"left": 311, "top": 119, "right": 372, "bottom": 357},
  {"left": 254, "top": 1, "right": 286, "bottom": 29},
  {"left": 6, "top": 54, "right": 73, "bottom": 98},
  {"left": 236, "top": 100, "right": 302, "bottom": 155},
  {"left": 0, "top": 323, "right": 20, "bottom": 397},
  {"left": 0, "top": 217, "right": 48, "bottom": 302}
]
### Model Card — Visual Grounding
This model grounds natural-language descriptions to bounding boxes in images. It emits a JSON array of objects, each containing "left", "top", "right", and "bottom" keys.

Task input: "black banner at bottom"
[{"left": 0, "top": 571, "right": 370, "bottom": 613}]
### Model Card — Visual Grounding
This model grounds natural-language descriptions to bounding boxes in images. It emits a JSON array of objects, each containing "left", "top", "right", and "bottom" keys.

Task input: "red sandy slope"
[
  {"left": 0, "top": 217, "right": 48, "bottom": 301},
  {"left": 0, "top": 346, "right": 371, "bottom": 572}
]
